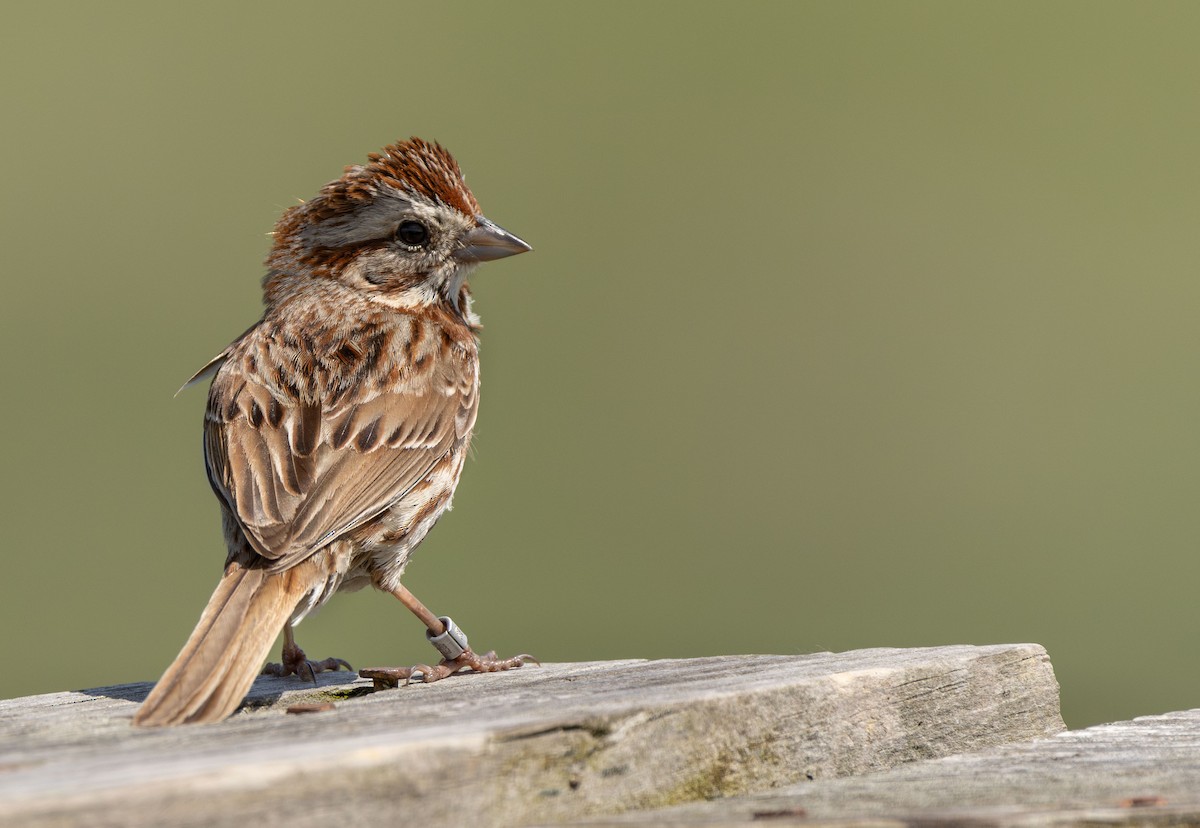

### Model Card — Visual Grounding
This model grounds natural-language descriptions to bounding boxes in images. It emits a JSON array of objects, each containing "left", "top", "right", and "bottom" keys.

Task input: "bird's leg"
[
  {"left": 262, "top": 623, "right": 352, "bottom": 682},
  {"left": 359, "top": 582, "right": 537, "bottom": 690}
]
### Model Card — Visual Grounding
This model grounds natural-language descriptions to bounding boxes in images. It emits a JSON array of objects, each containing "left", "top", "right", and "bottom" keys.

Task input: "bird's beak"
[{"left": 454, "top": 216, "right": 532, "bottom": 263}]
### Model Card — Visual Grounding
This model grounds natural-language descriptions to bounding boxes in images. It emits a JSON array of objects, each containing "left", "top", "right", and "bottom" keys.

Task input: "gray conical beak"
[{"left": 454, "top": 216, "right": 532, "bottom": 263}]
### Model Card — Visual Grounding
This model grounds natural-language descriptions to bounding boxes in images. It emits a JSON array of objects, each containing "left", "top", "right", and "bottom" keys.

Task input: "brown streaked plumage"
[{"left": 134, "top": 138, "right": 532, "bottom": 727}]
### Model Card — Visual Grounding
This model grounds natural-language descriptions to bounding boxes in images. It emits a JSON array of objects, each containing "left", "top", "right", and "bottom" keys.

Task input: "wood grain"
[
  {"left": 0, "top": 644, "right": 1061, "bottom": 827},
  {"left": 603, "top": 705, "right": 1200, "bottom": 826}
]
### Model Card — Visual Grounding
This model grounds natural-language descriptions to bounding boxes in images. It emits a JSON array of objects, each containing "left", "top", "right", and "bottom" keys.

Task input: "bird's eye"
[{"left": 395, "top": 220, "right": 430, "bottom": 247}]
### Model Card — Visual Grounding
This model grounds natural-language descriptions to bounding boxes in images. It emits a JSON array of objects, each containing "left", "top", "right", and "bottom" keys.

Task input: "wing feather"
[{"left": 202, "top": 330, "right": 477, "bottom": 570}]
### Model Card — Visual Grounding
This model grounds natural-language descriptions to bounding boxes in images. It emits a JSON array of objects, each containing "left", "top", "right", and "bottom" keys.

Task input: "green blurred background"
[{"left": 2, "top": 2, "right": 1198, "bottom": 729}]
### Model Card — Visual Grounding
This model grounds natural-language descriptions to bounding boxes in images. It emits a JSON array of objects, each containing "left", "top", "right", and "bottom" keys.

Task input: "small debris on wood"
[
  {"left": 753, "top": 806, "right": 808, "bottom": 819},
  {"left": 1119, "top": 795, "right": 1167, "bottom": 808},
  {"left": 359, "top": 667, "right": 413, "bottom": 690}
]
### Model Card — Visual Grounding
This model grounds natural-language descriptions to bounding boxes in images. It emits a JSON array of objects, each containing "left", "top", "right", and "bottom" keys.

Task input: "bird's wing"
[
  {"left": 176, "top": 322, "right": 260, "bottom": 397},
  {"left": 203, "top": 337, "right": 478, "bottom": 571}
]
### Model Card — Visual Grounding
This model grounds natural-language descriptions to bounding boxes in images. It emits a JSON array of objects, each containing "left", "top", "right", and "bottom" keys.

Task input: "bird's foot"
[
  {"left": 263, "top": 641, "right": 352, "bottom": 683},
  {"left": 360, "top": 648, "right": 538, "bottom": 690}
]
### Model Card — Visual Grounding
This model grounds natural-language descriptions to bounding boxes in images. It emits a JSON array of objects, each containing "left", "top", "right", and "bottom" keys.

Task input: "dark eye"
[{"left": 395, "top": 220, "right": 430, "bottom": 247}]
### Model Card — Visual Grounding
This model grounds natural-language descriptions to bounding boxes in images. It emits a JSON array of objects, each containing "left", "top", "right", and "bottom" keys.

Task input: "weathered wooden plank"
[
  {"left": 0, "top": 644, "right": 1060, "bottom": 827},
  {"left": 599, "top": 707, "right": 1200, "bottom": 827}
]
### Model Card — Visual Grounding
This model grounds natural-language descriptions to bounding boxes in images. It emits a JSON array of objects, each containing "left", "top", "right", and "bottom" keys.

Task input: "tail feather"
[{"left": 133, "top": 561, "right": 309, "bottom": 726}]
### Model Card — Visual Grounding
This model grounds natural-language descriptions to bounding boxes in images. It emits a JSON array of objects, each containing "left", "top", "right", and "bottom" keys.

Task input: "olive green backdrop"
[{"left": 3, "top": 2, "right": 1197, "bottom": 729}]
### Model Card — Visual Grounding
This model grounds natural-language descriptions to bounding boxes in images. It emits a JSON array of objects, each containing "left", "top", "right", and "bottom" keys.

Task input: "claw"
[
  {"left": 458, "top": 650, "right": 537, "bottom": 673},
  {"left": 263, "top": 645, "right": 352, "bottom": 681},
  {"left": 360, "top": 665, "right": 434, "bottom": 690},
  {"left": 308, "top": 657, "right": 353, "bottom": 674},
  {"left": 362, "top": 648, "right": 537, "bottom": 690}
]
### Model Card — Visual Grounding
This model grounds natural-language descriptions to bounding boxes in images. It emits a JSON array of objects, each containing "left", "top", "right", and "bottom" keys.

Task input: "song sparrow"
[{"left": 134, "top": 138, "right": 532, "bottom": 726}]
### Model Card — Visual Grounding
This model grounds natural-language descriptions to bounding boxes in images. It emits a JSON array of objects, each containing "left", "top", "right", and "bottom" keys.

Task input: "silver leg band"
[{"left": 427, "top": 616, "right": 469, "bottom": 661}]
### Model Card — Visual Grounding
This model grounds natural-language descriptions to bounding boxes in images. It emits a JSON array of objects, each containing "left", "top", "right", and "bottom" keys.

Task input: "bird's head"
[{"left": 264, "top": 137, "right": 530, "bottom": 317}]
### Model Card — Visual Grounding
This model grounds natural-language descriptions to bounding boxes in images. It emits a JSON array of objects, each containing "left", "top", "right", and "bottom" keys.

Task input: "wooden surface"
[
  {"left": 600, "top": 708, "right": 1200, "bottom": 827},
  {"left": 0, "top": 644, "right": 1059, "bottom": 827}
]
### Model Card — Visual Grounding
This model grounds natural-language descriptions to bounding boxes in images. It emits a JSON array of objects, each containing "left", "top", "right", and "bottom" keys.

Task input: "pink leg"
[{"left": 359, "top": 583, "right": 537, "bottom": 690}]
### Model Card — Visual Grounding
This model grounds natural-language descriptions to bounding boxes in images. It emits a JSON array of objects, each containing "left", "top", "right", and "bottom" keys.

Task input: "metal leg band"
[{"left": 427, "top": 616, "right": 469, "bottom": 660}]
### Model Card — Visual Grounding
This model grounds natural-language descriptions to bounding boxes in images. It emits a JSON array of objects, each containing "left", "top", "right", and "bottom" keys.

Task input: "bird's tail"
[{"left": 133, "top": 561, "right": 310, "bottom": 726}]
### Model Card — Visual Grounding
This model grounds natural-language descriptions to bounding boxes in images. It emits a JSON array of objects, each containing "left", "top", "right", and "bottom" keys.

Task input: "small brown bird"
[{"left": 134, "top": 138, "right": 532, "bottom": 726}]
